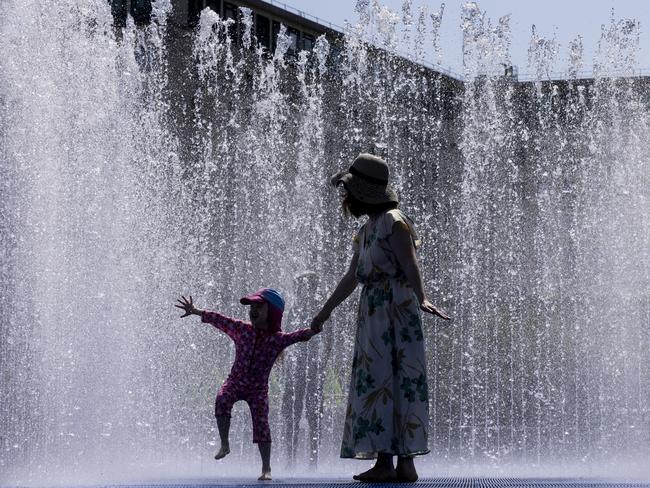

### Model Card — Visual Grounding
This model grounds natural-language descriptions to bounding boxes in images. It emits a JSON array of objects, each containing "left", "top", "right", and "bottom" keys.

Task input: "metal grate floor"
[{"left": 87, "top": 478, "right": 650, "bottom": 488}]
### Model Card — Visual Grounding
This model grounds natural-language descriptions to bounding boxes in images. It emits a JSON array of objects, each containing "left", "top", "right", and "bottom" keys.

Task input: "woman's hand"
[
  {"left": 420, "top": 298, "right": 451, "bottom": 320},
  {"left": 310, "top": 308, "right": 331, "bottom": 332},
  {"left": 175, "top": 295, "right": 200, "bottom": 318}
]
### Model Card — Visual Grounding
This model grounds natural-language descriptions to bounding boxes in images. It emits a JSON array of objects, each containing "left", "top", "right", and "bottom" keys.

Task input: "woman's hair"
[{"left": 340, "top": 184, "right": 398, "bottom": 218}]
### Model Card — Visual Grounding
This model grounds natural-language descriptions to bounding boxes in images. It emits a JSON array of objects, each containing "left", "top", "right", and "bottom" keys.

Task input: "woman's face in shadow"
[{"left": 339, "top": 186, "right": 364, "bottom": 218}]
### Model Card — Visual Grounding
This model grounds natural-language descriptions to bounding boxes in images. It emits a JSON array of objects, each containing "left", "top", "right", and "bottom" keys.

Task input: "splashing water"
[{"left": 1, "top": 0, "right": 648, "bottom": 484}]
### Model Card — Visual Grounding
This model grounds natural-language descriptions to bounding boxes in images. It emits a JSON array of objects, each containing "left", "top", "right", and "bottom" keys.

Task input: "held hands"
[
  {"left": 310, "top": 308, "right": 331, "bottom": 333},
  {"left": 175, "top": 295, "right": 202, "bottom": 318},
  {"left": 420, "top": 298, "right": 451, "bottom": 321}
]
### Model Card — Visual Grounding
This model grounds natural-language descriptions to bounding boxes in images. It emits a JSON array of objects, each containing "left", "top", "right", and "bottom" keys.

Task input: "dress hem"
[{"left": 340, "top": 449, "right": 431, "bottom": 460}]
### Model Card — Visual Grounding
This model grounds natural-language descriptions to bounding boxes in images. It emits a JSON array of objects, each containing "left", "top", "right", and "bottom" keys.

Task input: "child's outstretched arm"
[
  {"left": 175, "top": 295, "right": 243, "bottom": 340},
  {"left": 176, "top": 295, "right": 204, "bottom": 317},
  {"left": 276, "top": 326, "right": 320, "bottom": 349}
]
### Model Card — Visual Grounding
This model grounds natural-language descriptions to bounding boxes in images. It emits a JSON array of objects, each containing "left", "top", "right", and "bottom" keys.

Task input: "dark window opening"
[
  {"left": 256, "top": 14, "right": 271, "bottom": 50},
  {"left": 271, "top": 20, "right": 281, "bottom": 53},
  {"left": 287, "top": 27, "right": 300, "bottom": 53},
  {"left": 187, "top": 0, "right": 204, "bottom": 26},
  {"left": 224, "top": 2, "right": 237, "bottom": 20},
  {"left": 130, "top": 0, "right": 152, "bottom": 25},
  {"left": 111, "top": 0, "right": 128, "bottom": 27},
  {"left": 205, "top": 0, "right": 221, "bottom": 15},
  {"left": 302, "top": 33, "right": 315, "bottom": 51}
]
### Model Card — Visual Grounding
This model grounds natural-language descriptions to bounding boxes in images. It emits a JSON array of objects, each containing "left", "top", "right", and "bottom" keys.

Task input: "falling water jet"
[{"left": 1, "top": 0, "right": 649, "bottom": 483}]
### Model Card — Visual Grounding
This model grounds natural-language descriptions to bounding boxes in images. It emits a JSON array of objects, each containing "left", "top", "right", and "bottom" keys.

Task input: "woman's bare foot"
[
  {"left": 258, "top": 470, "right": 272, "bottom": 481},
  {"left": 214, "top": 445, "right": 230, "bottom": 460},
  {"left": 353, "top": 464, "right": 397, "bottom": 482},
  {"left": 395, "top": 457, "right": 418, "bottom": 483}
]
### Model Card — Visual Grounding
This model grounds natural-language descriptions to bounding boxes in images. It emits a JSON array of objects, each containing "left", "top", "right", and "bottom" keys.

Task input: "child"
[{"left": 175, "top": 288, "right": 320, "bottom": 480}]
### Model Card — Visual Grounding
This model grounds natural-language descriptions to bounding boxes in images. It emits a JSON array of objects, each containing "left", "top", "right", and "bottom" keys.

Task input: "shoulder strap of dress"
[{"left": 393, "top": 210, "right": 422, "bottom": 249}]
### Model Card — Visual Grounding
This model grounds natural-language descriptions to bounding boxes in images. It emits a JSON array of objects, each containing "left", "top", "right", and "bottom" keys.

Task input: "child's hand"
[
  {"left": 175, "top": 295, "right": 201, "bottom": 318},
  {"left": 310, "top": 309, "right": 329, "bottom": 332}
]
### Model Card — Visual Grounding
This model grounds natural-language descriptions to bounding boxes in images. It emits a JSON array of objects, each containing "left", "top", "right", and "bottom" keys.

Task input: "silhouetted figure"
[
  {"left": 175, "top": 289, "right": 320, "bottom": 480},
  {"left": 312, "top": 154, "right": 451, "bottom": 482}
]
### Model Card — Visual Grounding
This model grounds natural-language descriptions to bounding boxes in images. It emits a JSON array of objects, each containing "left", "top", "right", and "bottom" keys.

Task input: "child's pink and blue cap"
[
  {"left": 240, "top": 288, "right": 285, "bottom": 333},
  {"left": 240, "top": 288, "right": 285, "bottom": 311}
]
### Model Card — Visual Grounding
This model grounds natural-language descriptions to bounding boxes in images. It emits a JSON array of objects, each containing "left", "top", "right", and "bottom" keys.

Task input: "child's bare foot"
[
  {"left": 258, "top": 470, "right": 272, "bottom": 481},
  {"left": 353, "top": 464, "right": 397, "bottom": 482},
  {"left": 214, "top": 445, "right": 230, "bottom": 460}
]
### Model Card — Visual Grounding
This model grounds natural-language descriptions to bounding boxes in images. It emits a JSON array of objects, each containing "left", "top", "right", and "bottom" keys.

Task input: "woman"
[{"left": 311, "top": 153, "right": 450, "bottom": 482}]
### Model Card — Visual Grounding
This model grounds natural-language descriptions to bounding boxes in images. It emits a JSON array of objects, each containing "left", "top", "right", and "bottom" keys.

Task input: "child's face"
[{"left": 249, "top": 301, "right": 269, "bottom": 330}]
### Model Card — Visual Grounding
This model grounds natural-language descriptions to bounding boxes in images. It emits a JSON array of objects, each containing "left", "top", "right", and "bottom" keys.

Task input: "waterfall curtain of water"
[{"left": 1, "top": 0, "right": 648, "bottom": 484}]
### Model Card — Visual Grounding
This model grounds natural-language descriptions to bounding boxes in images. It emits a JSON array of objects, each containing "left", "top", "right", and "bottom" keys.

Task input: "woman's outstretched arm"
[
  {"left": 389, "top": 222, "right": 450, "bottom": 320},
  {"left": 310, "top": 251, "right": 359, "bottom": 330}
]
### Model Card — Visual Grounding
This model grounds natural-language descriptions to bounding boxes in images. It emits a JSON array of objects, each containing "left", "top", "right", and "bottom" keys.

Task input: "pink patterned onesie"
[{"left": 202, "top": 310, "right": 315, "bottom": 443}]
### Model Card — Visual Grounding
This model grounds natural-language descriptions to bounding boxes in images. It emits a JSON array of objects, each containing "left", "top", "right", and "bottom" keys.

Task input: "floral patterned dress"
[{"left": 340, "top": 209, "right": 430, "bottom": 460}]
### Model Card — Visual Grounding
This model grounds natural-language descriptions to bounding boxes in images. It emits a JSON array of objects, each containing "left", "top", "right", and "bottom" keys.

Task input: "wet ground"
[{"left": 82, "top": 478, "right": 650, "bottom": 488}]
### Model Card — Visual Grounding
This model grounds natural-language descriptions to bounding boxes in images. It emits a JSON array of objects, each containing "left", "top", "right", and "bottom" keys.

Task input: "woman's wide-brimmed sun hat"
[{"left": 330, "top": 153, "right": 399, "bottom": 204}]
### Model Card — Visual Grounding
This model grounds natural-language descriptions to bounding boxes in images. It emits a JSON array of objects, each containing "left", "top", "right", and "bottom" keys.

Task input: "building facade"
[{"left": 112, "top": 0, "right": 341, "bottom": 53}]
